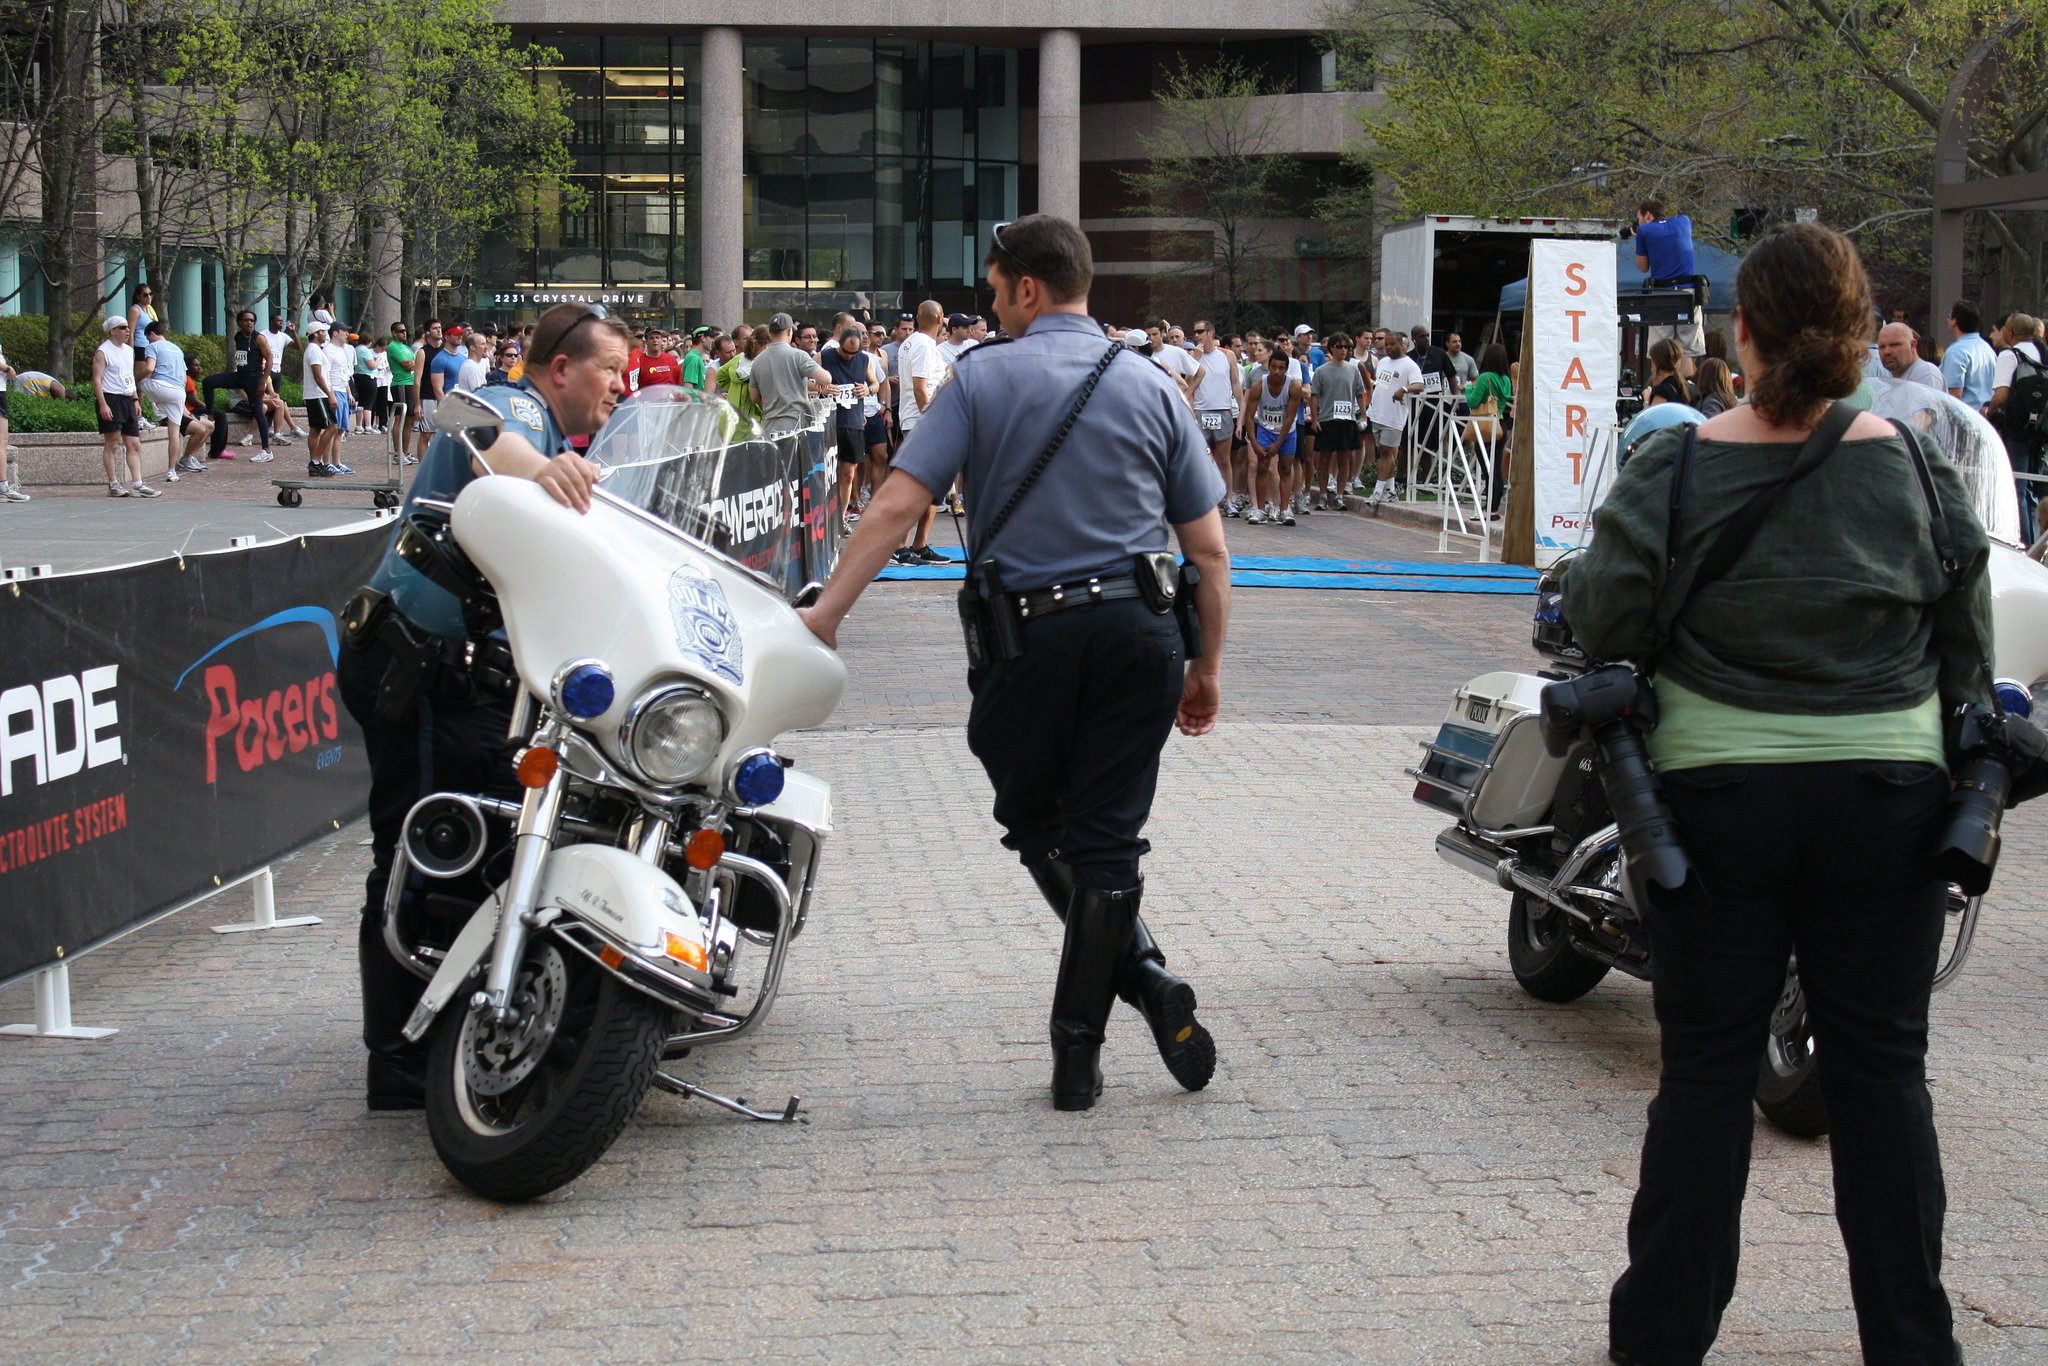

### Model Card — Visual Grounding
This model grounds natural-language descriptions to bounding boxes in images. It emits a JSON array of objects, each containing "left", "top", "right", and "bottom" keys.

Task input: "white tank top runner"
[{"left": 1255, "top": 373, "right": 1291, "bottom": 433}]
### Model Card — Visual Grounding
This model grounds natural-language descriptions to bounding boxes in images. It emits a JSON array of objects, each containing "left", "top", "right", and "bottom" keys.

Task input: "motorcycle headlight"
[{"left": 619, "top": 684, "right": 725, "bottom": 786}]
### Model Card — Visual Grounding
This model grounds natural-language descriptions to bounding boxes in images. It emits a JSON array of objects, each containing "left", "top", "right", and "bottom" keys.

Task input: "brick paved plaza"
[{"left": 3, "top": 509, "right": 2046, "bottom": 1364}]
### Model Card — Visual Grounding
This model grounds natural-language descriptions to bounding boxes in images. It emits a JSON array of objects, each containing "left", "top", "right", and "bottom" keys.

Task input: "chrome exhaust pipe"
[{"left": 1436, "top": 827, "right": 1513, "bottom": 887}]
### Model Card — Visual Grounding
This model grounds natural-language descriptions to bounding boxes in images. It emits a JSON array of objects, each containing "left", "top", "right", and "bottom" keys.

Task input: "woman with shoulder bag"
[{"left": 1564, "top": 221, "right": 1990, "bottom": 1366}]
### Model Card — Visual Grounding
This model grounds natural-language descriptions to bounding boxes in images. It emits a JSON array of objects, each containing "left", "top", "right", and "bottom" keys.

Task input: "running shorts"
[{"left": 304, "top": 396, "right": 333, "bottom": 431}]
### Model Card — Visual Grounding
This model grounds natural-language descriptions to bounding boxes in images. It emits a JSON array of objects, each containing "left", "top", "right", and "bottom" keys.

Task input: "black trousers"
[
  {"left": 337, "top": 640, "right": 521, "bottom": 1061},
  {"left": 1610, "top": 759, "right": 1958, "bottom": 1366},
  {"left": 200, "top": 372, "right": 271, "bottom": 449},
  {"left": 965, "top": 597, "right": 1183, "bottom": 891}
]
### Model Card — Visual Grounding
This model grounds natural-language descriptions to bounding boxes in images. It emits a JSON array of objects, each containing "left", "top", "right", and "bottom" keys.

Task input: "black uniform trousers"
[
  {"left": 1609, "top": 759, "right": 1958, "bottom": 1366},
  {"left": 965, "top": 597, "right": 1184, "bottom": 892},
  {"left": 337, "top": 639, "right": 522, "bottom": 1061}
]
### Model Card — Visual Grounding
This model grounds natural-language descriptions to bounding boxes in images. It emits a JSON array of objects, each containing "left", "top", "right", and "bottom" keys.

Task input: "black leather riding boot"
[
  {"left": 1049, "top": 884, "right": 1138, "bottom": 1111},
  {"left": 1026, "top": 857, "right": 1215, "bottom": 1093}
]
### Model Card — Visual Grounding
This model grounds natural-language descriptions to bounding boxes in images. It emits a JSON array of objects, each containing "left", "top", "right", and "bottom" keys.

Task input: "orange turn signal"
[
  {"left": 515, "top": 745, "right": 559, "bottom": 789},
  {"left": 597, "top": 944, "right": 624, "bottom": 970},
  {"left": 684, "top": 828, "right": 725, "bottom": 870},
  {"left": 664, "top": 931, "right": 708, "bottom": 971}
]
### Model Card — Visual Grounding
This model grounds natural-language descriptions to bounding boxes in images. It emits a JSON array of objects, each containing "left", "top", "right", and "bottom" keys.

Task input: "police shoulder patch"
[{"left": 507, "top": 393, "right": 545, "bottom": 431}]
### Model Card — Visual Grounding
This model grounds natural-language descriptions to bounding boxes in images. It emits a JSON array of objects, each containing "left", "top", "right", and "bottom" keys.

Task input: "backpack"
[{"left": 2001, "top": 348, "right": 2048, "bottom": 442}]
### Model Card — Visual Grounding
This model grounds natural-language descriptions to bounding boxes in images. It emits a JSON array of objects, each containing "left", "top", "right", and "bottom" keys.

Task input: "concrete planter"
[{"left": 10, "top": 429, "right": 172, "bottom": 486}]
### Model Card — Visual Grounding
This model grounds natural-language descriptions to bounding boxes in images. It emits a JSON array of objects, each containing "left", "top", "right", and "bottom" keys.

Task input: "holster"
[
  {"left": 340, "top": 585, "right": 516, "bottom": 722},
  {"left": 958, "top": 557, "right": 1024, "bottom": 669},
  {"left": 1131, "top": 553, "right": 1204, "bottom": 660}
]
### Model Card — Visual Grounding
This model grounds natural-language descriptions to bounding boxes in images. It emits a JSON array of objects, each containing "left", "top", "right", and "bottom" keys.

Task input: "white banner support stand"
[
  {"left": 210, "top": 866, "right": 321, "bottom": 934},
  {"left": 0, "top": 963, "right": 118, "bottom": 1039}
]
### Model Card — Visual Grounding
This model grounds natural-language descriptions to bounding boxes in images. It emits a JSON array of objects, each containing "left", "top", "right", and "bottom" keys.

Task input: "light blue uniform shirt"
[
  {"left": 368, "top": 381, "right": 568, "bottom": 639},
  {"left": 892, "top": 312, "right": 1225, "bottom": 591},
  {"left": 1943, "top": 333, "right": 1997, "bottom": 409}
]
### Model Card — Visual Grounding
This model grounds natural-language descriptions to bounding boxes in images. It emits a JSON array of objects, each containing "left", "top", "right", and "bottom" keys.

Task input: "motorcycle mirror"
[
  {"left": 436, "top": 388, "right": 507, "bottom": 476},
  {"left": 436, "top": 388, "right": 505, "bottom": 436}
]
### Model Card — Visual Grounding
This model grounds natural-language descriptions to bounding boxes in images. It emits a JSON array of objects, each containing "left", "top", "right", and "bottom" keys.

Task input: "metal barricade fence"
[{"left": 1400, "top": 392, "right": 1497, "bottom": 561}]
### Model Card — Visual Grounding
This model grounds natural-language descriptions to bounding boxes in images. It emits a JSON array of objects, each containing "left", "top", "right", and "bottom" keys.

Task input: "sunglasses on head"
[{"left": 990, "top": 221, "right": 1049, "bottom": 281}]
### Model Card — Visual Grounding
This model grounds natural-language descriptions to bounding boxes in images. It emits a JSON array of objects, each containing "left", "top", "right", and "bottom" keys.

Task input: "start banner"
[
  {"left": 0, "top": 526, "right": 384, "bottom": 986},
  {"left": 1528, "top": 238, "right": 1620, "bottom": 567}
]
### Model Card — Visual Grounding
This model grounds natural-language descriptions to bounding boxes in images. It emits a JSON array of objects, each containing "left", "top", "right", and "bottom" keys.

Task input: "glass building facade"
[{"left": 478, "top": 32, "right": 1025, "bottom": 328}]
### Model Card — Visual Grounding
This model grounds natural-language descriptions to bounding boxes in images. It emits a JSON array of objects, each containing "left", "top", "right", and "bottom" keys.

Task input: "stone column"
[
  {"left": 701, "top": 27, "right": 746, "bottom": 326},
  {"left": 1037, "top": 30, "right": 1082, "bottom": 223},
  {"left": 367, "top": 220, "right": 402, "bottom": 337}
]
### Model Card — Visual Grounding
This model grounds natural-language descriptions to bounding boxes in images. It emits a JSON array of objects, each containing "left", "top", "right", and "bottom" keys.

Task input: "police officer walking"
[
  {"left": 799, "top": 214, "right": 1233, "bottom": 1111},
  {"left": 337, "top": 302, "right": 628, "bottom": 1109}
]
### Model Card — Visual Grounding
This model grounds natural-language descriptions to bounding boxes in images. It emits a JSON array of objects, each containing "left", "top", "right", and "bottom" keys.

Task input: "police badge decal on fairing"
[
  {"left": 508, "top": 393, "right": 545, "bottom": 430},
  {"left": 667, "top": 564, "right": 745, "bottom": 684}
]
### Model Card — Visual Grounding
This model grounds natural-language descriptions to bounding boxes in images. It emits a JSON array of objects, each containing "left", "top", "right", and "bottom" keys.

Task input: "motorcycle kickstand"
[{"left": 652, "top": 1070, "right": 805, "bottom": 1124}]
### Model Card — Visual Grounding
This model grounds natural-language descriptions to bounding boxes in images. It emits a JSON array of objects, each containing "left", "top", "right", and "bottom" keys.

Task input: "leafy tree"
[
  {"left": 1119, "top": 56, "right": 1296, "bottom": 332},
  {"left": 1322, "top": 0, "right": 2048, "bottom": 310}
]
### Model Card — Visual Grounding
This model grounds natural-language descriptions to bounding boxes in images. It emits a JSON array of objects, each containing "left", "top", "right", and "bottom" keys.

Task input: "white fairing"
[
  {"left": 451, "top": 476, "right": 847, "bottom": 777},
  {"left": 1991, "top": 543, "right": 2048, "bottom": 692},
  {"left": 537, "top": 844, "right": 709, "bottom": 983}
]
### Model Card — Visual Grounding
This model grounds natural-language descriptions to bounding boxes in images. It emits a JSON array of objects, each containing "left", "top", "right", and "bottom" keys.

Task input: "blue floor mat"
[{"left": 874, "top": 551, "right": 1536, "bottom": 594}]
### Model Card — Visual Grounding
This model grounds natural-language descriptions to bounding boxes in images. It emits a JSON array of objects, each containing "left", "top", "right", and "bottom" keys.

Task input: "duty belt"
[{"left": 1012, "top": 573, "right": 1144, "bottom": 621}]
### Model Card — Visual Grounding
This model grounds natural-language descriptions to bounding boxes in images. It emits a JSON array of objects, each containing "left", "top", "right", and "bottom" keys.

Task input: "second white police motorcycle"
[
  {"left": 383, "top": 387, "right": 843, "bottom": 1200},
  {"left": 1412, "top": 383, "right": 2048, "bottom": 1136}
]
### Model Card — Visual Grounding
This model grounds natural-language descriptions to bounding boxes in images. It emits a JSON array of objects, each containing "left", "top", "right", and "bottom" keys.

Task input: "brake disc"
[{"left": 461, "top": 945, "right": 569, "bottom": 1096}]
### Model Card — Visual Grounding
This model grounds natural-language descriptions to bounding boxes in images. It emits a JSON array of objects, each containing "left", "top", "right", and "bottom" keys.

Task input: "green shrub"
[
  {"left": 0, "top": 314, "right": 48, "bottom": 370},
  {"left": 8, "top": 392, "right": 97, "bottom": 432}
]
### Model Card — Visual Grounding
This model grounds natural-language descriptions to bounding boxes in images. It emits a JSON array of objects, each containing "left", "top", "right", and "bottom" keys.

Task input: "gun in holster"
[
  {"left": 1132, "top": 552, "right": 1205, "bottom": 660},
  {"left": 341, "top": 584, "right": 516, "bottom": 722},
  {"left": 957, "top": 556, "right": 1025, "bottom": 671}
]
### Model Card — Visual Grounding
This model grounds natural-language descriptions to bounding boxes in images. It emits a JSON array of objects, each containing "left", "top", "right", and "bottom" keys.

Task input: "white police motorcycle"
[
  {"left": 386, "top": 387, "right": 843, "bottom": 1200},
  {"left": 1411, "top": 383, "right": 2048, "bottom": 1136}
]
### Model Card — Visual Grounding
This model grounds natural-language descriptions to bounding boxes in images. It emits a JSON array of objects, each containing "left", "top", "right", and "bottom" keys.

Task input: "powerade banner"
[
  {"left": 697, "top": 427, "right": 838, "bottom": 597},
  {"left": 0, "top": 526, "right": 384, "bottom": 986}
]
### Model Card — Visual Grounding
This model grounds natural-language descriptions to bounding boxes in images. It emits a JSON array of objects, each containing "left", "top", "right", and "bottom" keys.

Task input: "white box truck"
[{"left": 1377, "top": 215, "right": 1624, "bottom": 341}]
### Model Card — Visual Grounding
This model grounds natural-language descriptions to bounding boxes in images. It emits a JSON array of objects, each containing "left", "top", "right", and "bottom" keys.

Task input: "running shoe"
[
  {"left": 176, "top": 456, "right": 205, "bottom": 474},
  {"left": 332, "top": 462, "right": 354, "bottom": 474},
  {"left": 0, "top": 486, "right": 29, "bottom": 502},
  {"left": 889, "top": 547, "right": 919, "bottom": 565},
  {"left": 308, "top": 462, "right": 334, "bottom": 478},
  {"left": 837, "top": 517, "right": 853, "bottom": 536},
  {"left": 1243, "top": 506, "right": 1264, "bottom": 525},
  {"left": 1223, "top": 500, "right": 1240, "bottom": 519},
  {"left": 1264, "top": 501, "right": 1280, "bottom": 523},
  {"left": 130, "top": 482, "right": 162, "bottom": 498},
  {"left": 164, "top": 466, "right": 180, "bottom": 482},
  {"left": 291, "top": 426, "right": 309, "bottom": 437},
  {"left": 1281, "top": 507, "right": 1296, "bottom": 526},
  {"left": 107, "top": 481, "right": 132, "bottom": 497},
  {"left": 913, "top": 545, "right": 949, "bottom": 565},
  {"left": 240, "top": 434, "right": 255, "bottom": 446},
  {"left": 250, "top": 450, "right": 275, "bottom": 463},
  {"left": 401, "top": 454, "right": 418, "bottom": 467},
  {"left": 212, "top": 448, "right": 236, "bottom": 459}
]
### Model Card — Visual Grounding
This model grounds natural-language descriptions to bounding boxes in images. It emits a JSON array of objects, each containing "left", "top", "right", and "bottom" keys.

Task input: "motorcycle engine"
[{"left": 1547, "top": 740, "right": 1610, "bottom": 858}]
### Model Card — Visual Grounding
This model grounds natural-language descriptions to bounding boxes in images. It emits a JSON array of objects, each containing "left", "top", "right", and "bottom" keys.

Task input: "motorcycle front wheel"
[
  {"left": 1754, "top": 960, "right": 1828, "bottom": 1138},
  {"left": 1506, "top": 892, "right": 1612, "bottom": 1003},
  {"left": 425, "top": 939, "right": 671, "bottom": 1201}
]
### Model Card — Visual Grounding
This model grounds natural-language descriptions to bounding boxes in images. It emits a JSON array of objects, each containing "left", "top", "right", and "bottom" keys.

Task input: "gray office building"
[{"left": 474, "top": 5, "right": 1374, "bottom": 329}]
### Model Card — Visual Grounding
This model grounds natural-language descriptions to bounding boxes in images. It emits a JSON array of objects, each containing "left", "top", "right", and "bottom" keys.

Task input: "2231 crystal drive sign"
[{"left": 0, "top": 528, "right": 384, "bottom": 985}]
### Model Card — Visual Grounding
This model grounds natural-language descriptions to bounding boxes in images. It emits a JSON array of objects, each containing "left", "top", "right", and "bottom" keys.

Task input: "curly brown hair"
[{"left": 1735, "top": 221, "right": 1873, "bottom": 426}]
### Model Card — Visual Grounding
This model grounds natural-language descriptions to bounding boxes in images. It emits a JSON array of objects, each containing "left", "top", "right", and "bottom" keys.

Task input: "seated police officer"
[
  {"left": 1566, "top": 223, "right": 1990, "bottom": 1366},
  {"left": 798, "top": 214, "right": 1234, "bottom": 1111},
  {"left": 338, "top": 302, "right": 627, "bottom": 1110}
]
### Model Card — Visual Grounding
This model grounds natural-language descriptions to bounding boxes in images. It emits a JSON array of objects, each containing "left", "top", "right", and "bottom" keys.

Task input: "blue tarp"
[{"left": 1496, "top": 238, "right": 1743, "bottom": 312}]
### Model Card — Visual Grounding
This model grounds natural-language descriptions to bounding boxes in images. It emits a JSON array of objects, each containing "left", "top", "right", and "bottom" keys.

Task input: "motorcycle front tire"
[
  {"left": 1754, "top": 1019, "right": 1829, "bottom": 1138},
  {"left": 425, "top": 948, "right": 671, "bottom": 1201},
  {"left": 1506, "top": 892, "right": 1612, "bottom": 1003}
]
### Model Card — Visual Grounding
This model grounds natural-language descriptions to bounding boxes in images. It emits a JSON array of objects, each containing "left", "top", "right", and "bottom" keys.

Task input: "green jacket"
[{"left": 1563, "top": 423, "right": 1994, "bottom": 715}]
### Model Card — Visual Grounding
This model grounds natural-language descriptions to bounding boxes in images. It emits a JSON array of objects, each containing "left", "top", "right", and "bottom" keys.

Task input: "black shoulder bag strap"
[
  {"left": 1650, "top": 400, "right": 1859, "bottom": 659},
  {"left": 1887, "top": 417, "right": 1965, "bottom": 590},
  {"left": 970, "top": 339, "right": 1126, "bottom": 559}
]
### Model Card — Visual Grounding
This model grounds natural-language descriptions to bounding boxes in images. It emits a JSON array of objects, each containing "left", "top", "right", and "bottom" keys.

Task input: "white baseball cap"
[
  {"left": 1123, "top": 329, "right": 1148, "bottom": 345},
  {"left": 1293, "top": 324, "right": 1315, "bottom": 336}
]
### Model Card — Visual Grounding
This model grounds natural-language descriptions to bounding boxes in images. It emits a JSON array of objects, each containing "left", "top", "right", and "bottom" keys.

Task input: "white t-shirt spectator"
[
  {"left": 303, "top": 341, "right": 332, "bottom": 398},
  {"left": 96, "top": 339, "right": 136, "bottom": 396},
  {"left": 1368, "top": 354, "right": 1424, "bottom": 430},
  {"left": 326, "top": 337, "right": 354, "bottom": 399},
  {"left": 896, "top": 331, "right": 945, "bottom": 431},
  {"left": 1150, "top": 343, "right": 1200, "bottom": 390},
  {"left": 263, "top": 327, "right": 293, "bottom": 376},
  {"left": 458, "top": 355, "right": 489, "bottom": 391},
  {"left": 1190, "top": 349, "right": 1237, "bottom": 414},
  {"left": 1994, "top": 340, "right": 2043, "bottom": 393}
]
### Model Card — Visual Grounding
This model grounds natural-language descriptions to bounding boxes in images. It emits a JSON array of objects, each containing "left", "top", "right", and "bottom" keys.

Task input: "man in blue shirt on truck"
[{"left": 1633, "top": 200, "right": 1696, "bottom": 283}]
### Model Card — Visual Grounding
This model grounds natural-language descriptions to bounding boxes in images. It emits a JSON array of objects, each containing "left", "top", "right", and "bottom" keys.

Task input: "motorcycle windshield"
[
  {"left": 1865, "top": 378, "right": 2023, "bottom": 548},
  {"left": 586, "top": 384, "right": 838, "bottom": 595}
]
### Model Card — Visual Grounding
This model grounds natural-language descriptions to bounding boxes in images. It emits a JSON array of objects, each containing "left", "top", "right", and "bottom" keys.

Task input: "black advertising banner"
[
  {"left": 0, "top": 526, "right": 385, "bottom": 985},
  {"left": 698, "top": 427, "right": 840, "bottom": 598}
]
